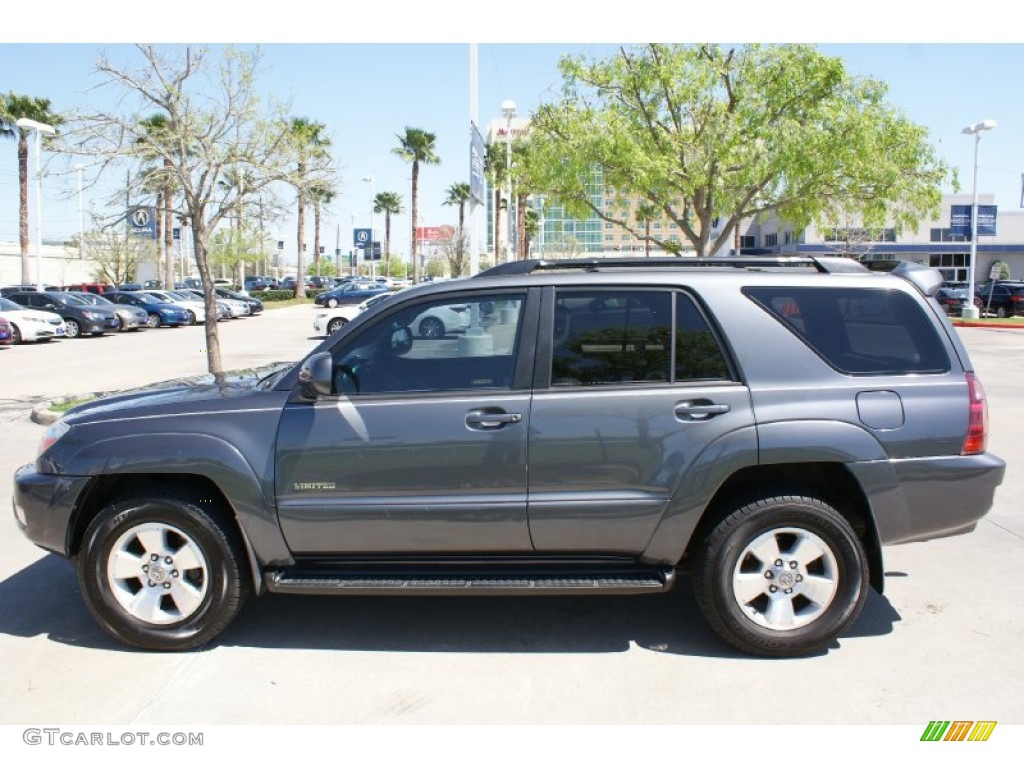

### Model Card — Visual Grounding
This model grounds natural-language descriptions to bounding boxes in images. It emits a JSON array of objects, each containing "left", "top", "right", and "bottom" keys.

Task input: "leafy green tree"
[
  {"left": 484, "top": 140, "right": 507, "bottom": 259},
  {"left": 526, "top": 44, "right": 954, "bottom": 257},
  {"left": 393, "top": 127, "right": 440, "bottom": 284},
  {"left": 309, "top": 180, "right": 335, "bottom": 277},
  {"left": 443, "top": 181, "right": 471, "bottom": 236},
  {"left": 1, "top": 93, "right": 64, "bottom": 282},
  {"left": 373, "top": 190, "right": 403, "bottom": 277}
]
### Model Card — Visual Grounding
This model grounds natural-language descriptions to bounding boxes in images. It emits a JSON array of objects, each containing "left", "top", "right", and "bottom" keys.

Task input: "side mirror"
[
  {"left": 298, "top": 351, "right": 333, "bottom": 399},
  {"left": 390, "top": 326, "right": 413, "bottom": 355}
]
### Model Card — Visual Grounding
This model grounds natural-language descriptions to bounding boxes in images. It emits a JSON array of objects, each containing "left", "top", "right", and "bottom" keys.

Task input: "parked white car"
[
  {"left": 142, "top": 290, "right": 207, "bottom": 324},
  {"left": 0, "top": 297, "right": 68, "bottom": 343},
  {"left": 313, "top": 292, "right": 392, "bottom": 336},
  {"left": 177, "top": 289, "right": 251, "bottom": 319},
  {"left": 312, "top": 292, "right": 471, "bottom": 339}
]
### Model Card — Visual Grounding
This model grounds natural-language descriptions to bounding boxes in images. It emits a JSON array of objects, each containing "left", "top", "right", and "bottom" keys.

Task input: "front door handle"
[
  {"left": 675, "top": 401, "right": 730, "bottom": 421},
  {"left": 466, "top": 409, "right": 523, "bottom": 430}
]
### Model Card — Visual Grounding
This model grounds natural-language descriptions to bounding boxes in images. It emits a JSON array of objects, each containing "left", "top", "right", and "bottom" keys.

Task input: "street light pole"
[
  {"left": 363, "top": 175, "right": 374, "bottom": 278},
  {"left": 961, "top": 118, "right": 997, "bottom": 320},
  {"left": 501, "top": 100, "right": 516, "bottom": 263},
  {"left": 15, "top": 118, "right": 56, "bottom": 287}
]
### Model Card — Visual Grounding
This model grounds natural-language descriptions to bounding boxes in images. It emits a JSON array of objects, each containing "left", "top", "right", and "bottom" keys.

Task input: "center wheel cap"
[
  {"left": 150, "top": 565, "right": 167, "bottom": 581},
  {"left": 777, "top": 571, "right": 796, "bottom": 588}
]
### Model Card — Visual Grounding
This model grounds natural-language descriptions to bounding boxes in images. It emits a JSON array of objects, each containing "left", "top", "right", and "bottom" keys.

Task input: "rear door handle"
[
  {"left": 675, "top": 401, "right": 730, "bottom": 421},
  {"left": 466, "top": 409, "right": 523, "bottom": 430}
]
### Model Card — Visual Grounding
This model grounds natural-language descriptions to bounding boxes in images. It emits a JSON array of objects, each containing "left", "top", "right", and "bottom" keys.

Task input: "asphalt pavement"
[{"left": 0, "top": 310, "right": 1021, "bottom": 743}]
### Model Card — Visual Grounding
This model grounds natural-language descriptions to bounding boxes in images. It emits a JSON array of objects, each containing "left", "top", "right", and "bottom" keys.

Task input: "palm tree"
[
  {"left": 137, "top": 114, "right": 177, "bottom": 286},
  {"left": 484, "top": 140, "right": 507, "bottom": 261},
  {"left": 288, "top": 117, "right": 331, "bottom": 298},
  {"left": 309, "top": 181, "right": 335, "bottom": 278},
  {"left": 635, "top": 202, "right": 659, "bottom": 257},
  {"left": 392, "top": 127, "right": 440, "bottom": 284},
  {"left": 373, "top": 191, "right": 403, "bottom": 278},
  {"left": 443, "top": 181, "right": 471, "bottom": 239},
  {"left": 1, "top": 93, "right": 63, "bottom": 283}
]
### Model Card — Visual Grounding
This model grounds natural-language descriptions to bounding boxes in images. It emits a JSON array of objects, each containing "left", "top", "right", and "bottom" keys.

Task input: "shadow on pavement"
[{"left": 0, "top": 554, "right": 900, "bottom": 659}]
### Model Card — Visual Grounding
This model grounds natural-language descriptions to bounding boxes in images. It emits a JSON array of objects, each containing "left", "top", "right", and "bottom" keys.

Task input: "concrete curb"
[{"left": 952, "top": 321, "right": 1024, "bottom": 329}]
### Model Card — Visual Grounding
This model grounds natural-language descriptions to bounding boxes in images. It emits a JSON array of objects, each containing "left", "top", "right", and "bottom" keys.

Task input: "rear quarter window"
[{"left": 744, "top": 286, "right": 950, "bottom": 375}]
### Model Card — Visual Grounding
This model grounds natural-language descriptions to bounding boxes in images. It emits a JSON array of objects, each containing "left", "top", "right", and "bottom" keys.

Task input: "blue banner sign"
[
  {"left": 950, "top": 204, "right": 998, "bottom": 237},
  {"left": 470, "top": 122, "right": 486, "bottom": 205},
  {"left": 353, "top": 228, "right": 372, "bottom": 248}
]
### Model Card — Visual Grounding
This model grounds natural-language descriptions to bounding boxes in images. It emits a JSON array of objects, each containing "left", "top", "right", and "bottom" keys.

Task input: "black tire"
[
  {"left": 77, "top": 495, "right": 250, "bottom": 651},
  {"left": 996, "top": 306, "right": 1008, "bottom": 319},
  {"left": 326, "top": 317, "right": 347, "bottom": 335},
  {"left": 11, "top": 324, "right": 22, "bottom": 344},
  {"left": 186, "top": 310, "right": 197, "bottom": 325},
  {"left": 65, "top": 319, "right": 81, "bottom": 338},
  {"left": 147, "top": 313, "right": 161, "bottom": 329},
  {"left": 692, "top": 495, "right": 868, "bottom": 657},
  {"left": 418, "top": 316, "right": 445, "bottom": 339}
]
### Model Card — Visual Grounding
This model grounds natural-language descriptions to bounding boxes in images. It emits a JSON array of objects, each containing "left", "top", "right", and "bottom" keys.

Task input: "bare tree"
[
  {"left": 78, "top": 226, "right": 149, "bottom": 286},
  {"left": 66, "top": 45, "right": 301, "bottom": 375}
]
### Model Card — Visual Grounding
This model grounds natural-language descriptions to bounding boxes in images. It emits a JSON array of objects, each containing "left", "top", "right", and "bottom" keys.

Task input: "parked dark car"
[
  {"left": 975, "top": 281, "right": 1024, "bottom": 318},
  {"left": 12, "top": 257, "right": 1005, "bottom": 657},
  {"left": 314, "top": 281, "right": 389, "bottom": 307},
  {"left": 6, "top": 291, "right": 120, "bottom": 338},
  {"left": 935, "top": 287, "right": 983, "bottom": 316},
  {"left": 103, "top": 291, "right": 192, "bottom": 328},
  {"left": 1, "top": 284, "right": 60, "bottom": 296},
  {"left": 244, "top": 275, "right": 278, "bottom": 292},
  {"left": 65, "top": 290, "right": 149, "bottom": 331}
]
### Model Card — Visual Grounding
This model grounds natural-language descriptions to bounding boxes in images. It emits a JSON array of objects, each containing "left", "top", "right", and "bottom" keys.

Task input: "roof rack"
[{"left": 475, "top": 255, "right": 871, "bottom": 278}]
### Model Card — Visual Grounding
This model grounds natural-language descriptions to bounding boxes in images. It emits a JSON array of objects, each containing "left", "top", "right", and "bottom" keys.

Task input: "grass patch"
[{"left": 50, "top": 395, "right": 97, "bottom": 413}]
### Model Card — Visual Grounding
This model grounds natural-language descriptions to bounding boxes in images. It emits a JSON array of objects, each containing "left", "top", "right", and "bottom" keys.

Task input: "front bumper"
[{"left": 13, "top": 464, "right": 91, "bottom": 557}]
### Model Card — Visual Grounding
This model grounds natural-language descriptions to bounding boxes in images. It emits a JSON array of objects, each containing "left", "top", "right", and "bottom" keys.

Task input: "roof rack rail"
[{"left": 475, "top": 255, "right": 870, "bottom": 278}]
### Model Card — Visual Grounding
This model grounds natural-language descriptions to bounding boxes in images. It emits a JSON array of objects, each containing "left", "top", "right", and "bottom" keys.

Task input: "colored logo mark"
[{"left": 921, "top": 721, "right": 997, "bottom": 742}]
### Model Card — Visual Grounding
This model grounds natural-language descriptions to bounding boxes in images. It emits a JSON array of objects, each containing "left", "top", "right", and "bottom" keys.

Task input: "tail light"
[{"left": 962, "top": 372, "right": 989, "bottom": 455}]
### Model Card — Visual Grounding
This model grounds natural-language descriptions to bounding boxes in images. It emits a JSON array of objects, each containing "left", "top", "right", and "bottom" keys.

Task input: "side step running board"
[{"left": 265, "top": 568, "right": 675, "bottom": 596}]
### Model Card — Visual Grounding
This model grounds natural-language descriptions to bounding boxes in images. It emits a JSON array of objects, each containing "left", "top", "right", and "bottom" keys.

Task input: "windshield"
[{"left": 0, "top": 297, "right": 21, "bottom": 311}]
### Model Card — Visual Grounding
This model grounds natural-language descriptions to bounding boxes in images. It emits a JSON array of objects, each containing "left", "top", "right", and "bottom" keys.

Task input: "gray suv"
[{"left": 12, "top": 257, "right": 1005, "bottom": 656}]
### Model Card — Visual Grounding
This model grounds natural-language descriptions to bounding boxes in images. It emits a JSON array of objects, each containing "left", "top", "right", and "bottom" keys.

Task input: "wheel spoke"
[
  {"left": 128, "top": 588, "right": 166, "bottom": 623},
  {"left": 746, "top": 534, "right": 781, "bottom": 567},
  {"left": 172, "top": 544, "right": 205, "bottom": 572},
  {"left": 799, "top": 574, "right": 837, "bottom": 607},
  {"left": 169, "top": 581, "right": 204, "bottom": 617},
  {"left": 764, "top": 593, "right": 797, "bottom": 628},
  {"left": 788, "top": 532, "right": 826, "bottom": 565},
  {"left": 134, "top": 527, "right": 166, "bottom": 556},
  {"left": 733, "top": 573, "right": 769, "bottom": 604},
  {"left": 110, "top": 549, "right": 144, "bottom": 579}
]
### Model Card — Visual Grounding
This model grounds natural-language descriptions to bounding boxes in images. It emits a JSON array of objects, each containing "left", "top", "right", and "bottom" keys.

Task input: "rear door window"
[{"left": 744, "top": 286, "right": 950, "bottom": 375}]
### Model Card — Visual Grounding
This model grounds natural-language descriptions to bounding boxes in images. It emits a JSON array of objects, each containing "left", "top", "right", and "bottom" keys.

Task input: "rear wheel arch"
[{"left": 687, "top": 462, "right": 883, "bottom": 594}]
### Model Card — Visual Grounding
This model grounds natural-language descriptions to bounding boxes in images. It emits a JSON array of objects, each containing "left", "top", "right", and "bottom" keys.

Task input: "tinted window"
[
  {"left": 332, "top": 293, "right": 525, "bottom": 395},
  {"left": 549, "top": 290, "right": 731, "bottom": 387},
  {"left": 745, "top": 286, "right": 949, "bottom": 375}
]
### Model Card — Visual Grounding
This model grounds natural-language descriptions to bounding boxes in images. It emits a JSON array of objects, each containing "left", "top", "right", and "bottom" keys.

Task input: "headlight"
[
  {"left": 38, "top": 420, "right": 70, "bottom": 457},
  {"left": 159, "top": 308, "right": 174, "bottom": 316},
  {"left": 82, "top": 311, "right": 103, "bottom": 320}
]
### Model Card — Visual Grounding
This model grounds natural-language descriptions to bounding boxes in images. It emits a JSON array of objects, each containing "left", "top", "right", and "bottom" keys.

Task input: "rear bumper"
[{"left": 864, "top": 453, "right": 1006, "bottom": 545}]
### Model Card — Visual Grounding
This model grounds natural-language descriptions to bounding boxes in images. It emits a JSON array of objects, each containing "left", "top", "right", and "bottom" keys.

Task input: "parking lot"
[{"left": 0, "top": 309, "right": 1021, "bottom": 743}]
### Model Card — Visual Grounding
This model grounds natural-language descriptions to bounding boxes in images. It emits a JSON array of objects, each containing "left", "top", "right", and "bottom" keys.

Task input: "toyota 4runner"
[{"left": 13, "top": 257, "right": 1005, "bottom": 656}]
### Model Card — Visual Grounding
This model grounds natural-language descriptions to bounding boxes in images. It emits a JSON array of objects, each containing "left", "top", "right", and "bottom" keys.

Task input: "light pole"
[
  {"left": 15, "top": 118, "right": 56, "bottom": 287},
  {"left": 961, "top": 118, "right": 997, "bottom": 319},
  {"left": 363, "top": 175, "right": 374, "bottom": 278},
  {"left": 501, "top": 100, "right": 516, "bottom": 263},
  {"left": 74, "top": 164, "right": 85, "bottom": 259}
]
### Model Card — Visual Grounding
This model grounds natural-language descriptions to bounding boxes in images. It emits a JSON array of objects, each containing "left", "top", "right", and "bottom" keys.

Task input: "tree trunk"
[
  {"left": 18, "top": 134, "right": 30, "bottom": 282},
  {"left": 191, "top": 218, "right": 224, "bottom": 376},
  {"left": 313, "top": 201, "right": 322, "bottom": 277},
  {"left": 412, "top": 162, "right": 420, "bottom": 285},
  {"left": 295, "top": 176, "right": 307, "bottom": 299},
  {"left": 155, "top": 190, "right": 164, "bottom": 286},
  {"left": 164, "top": 160, "right": 174, "bottom": 289},
  {"left": 384, "top": 212, "right": 392, "bottom": 278},
  {"left": 493, "top": 185, "right": 501, "bottom": 262}
]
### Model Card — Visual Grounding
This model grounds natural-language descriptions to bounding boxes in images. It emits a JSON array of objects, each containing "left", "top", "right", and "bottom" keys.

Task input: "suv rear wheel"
[
  {"left": 693, "top": 495, "right": 868, "bottom": 657},
  {"left": 78, "top": 495, "right": 249, "bottom": 651}
]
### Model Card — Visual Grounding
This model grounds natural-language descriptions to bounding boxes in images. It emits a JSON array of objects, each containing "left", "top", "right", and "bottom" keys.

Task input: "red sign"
[{"left": 415, "top": 225, "right": 455, "bottom": 243}]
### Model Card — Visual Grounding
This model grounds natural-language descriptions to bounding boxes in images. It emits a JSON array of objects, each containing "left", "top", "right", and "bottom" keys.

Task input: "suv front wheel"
[
  {"left": 693, "top": 495, "right": 868, "bottom": 657},
  {"left": 77, "top": 495, "right": 249, "bottom": 651}
]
